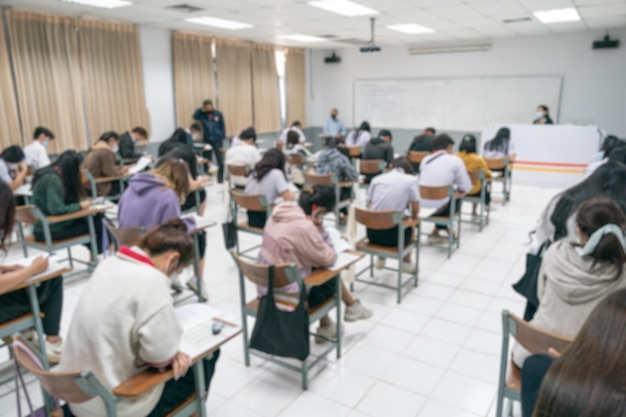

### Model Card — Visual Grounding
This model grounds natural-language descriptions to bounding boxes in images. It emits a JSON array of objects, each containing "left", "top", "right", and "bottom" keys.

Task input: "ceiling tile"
[
  {"left": 579, "top": 3, "right": 626, "bottom": 18},
  {"left": 584, "top": 15, "right": 626, "bottom": 28},
  {"left": 516, "top": 0, "right": 576, "bottom": 11},
  {"left": 427, "top": 4, "right": 484, "bottom": 19},
  {"left": 548, "top": 20, "right": 589, "bottom": 32},
  {"left": 469, "top": 1, "right": 527, "bottom": 16},
  {"left": 508, "top": 20, "right": 553, "bottom": 34}
]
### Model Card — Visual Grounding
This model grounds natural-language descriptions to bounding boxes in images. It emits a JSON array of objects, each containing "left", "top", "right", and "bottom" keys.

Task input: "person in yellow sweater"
[{"left": 456, "top": 135, "right": 492, "bottom": 216}]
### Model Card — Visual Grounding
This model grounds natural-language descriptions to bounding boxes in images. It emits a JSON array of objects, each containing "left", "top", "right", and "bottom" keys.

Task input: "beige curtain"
[
  {"left": 79, "top": 20, "right": 149, "bottom": 142},
  {"left": 173, "top": 32, "right": 215, "bottom": 129},
  {"left": 285, "top": 48, "right": 307, "bottom": 127},
  {"left": 215, "top": 38, "right": 252, "bottom": 137},
  {"left": 6, "top": 11, "right": 86, "bottom": 152},
  {"left": 0, "top": 14, "right": 21, "bottom": 149},
  {"left": 251, "top": 44, "right": 280, "bottom": 134}
]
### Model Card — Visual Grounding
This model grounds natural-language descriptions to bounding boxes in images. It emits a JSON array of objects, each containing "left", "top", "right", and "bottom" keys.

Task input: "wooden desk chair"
[
  {"left": 353, "top": 208, "right": 420, "bottom": 303},
  {"left": 83, "top": 170, "right": 125, "bottom": 202},
  {"left": 485, "top": 157, "right": 512, "bottom": 205},
  {"left": 460, "top": 170, "right": 490, "bottom": 231},
  {"left": 359, "top": 159, "right": 384, "bottom": 186},
  {"left": 496, "top": 311, "right": 572, "bottom": 417},
  {"left": 0, "top": 313, "right": 47, "bottom": 387},
  {"left": 230, "top": 251, "right": 340, "bottom": 390},
  {"left": 347, "top": 146, "right": 361, "bottom": 158},
  {"left": 229, "top": 191, "right": 270, "bottom": 259},
  {"left": 303, "top": 173, "right": 352, "bottom": 228},
  {"left": 226, "top": 164, "right": 248, "bottom": 190},
  {"left": 286, "top": 154, "right": 305, "bottom": 167},
  {"left": 419, "top": 185, "right": 461, "bottom": 258},
  {"left": 14, "top": 206, "right": 98, "bottom": 272},
  {"left": 408, "top": 151, "right": 429, "bottom": 174},
  {"left": 12, "top": 334, "right": 205, "bottom": 417}
]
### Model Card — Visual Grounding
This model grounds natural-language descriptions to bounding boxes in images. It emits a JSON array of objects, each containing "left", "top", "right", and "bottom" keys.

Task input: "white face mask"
[
  {"left": 192, "top": 133, "right": 200, "bottom": 141},
  {"left": 7, "top": 163, "right": 18, "bottom": 170},
  {"left": 535, "top": 111, "right": 544, "bottom": 120},
  {"left": 42, "top": 141, "right": 49, "bottom": 148},
  {"left": 111, "top": 144, "right": 119, "bottom": 153}
]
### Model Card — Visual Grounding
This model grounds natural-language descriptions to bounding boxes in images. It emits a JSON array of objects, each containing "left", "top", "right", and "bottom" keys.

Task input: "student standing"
[
  {"left": 23, "top": 126, "right": 54, "bottom": 170},
  {"left": 193, "top": 99, "right": 225, "bottom": 183},
  {"left": 344, "top": 121, "right": 371, "bottom": 149},
  {"left": 82, "top": 132, "right": 128, "bottom": 198},
  {"left": 0, "top": 145, "right": 28, "bottom": 191},
  {"left": 119, "top": 126, "right": 149, "bottom": 162},
  {"left": 59, "top": 220, "right": 220, "bottom": 417},
  {"left": 456, "top": 135, "right": 493, "bottom": 215},
  {"left": 279, "top": 121, "right": 307, "bottom": 144},
  {"left": 323, "top": 108, "right": 347, "bottom": 140},
  {"left": 533, "top": 105, "right": 554, "bottom": 125},
  {"left": 225, "top": 128, "right": 262, "bottom": 188}
]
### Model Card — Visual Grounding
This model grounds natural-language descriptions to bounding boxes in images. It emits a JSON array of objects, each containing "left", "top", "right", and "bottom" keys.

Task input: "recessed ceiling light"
[
  {"left": 279, "top": 34, "right": 328, "bottom": 43},
  {"left": 308, "top": 0, "right": 379, "bottom": 17},
  {"left": 387, "top": 24, "right": 435, "bottom": 35},
  {"left": 533, "top": 8, "right": 581, "bottom": 24},
  {"left": 185, "top": 16, "right": 253, "bottom": 30},
  {"left": 61, "top": 0, "right": 132, "bottom": 8}
]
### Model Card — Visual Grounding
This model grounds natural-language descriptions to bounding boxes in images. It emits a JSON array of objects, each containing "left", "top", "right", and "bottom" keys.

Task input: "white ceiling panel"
[
  {"left": 585, "top": 15, "right": 626, "bottom": 28},
  {"left": 470, "top": 1, "right": 527, "bottom": 16},
  {"left": 427, "top": 4, "right": 484, "bottom": 19},
  {"left": 516, "top": 0, "right": 576, "bottom": 11},
  {"left": 579, "top": 3, "right": 626, "bottom": 18}
]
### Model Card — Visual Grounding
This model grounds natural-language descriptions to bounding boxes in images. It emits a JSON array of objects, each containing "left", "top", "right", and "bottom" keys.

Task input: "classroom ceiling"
[{"left": 1, "top": 0, "right": 625, "bottom": 48}]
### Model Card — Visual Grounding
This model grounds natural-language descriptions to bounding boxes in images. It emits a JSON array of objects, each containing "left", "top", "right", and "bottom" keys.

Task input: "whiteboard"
[{"left": 353, "top": 76, "right": 562, "bottom": 131}]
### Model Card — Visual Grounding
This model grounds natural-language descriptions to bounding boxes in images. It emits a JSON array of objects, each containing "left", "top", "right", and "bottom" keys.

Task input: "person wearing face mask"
[
  {"left": 82, "top": 131, "right": 129, "bottom": 198},
  {"left": 533, "top": 105, "right": 554, "bottom": 125},
  {"left": 0, "top": 145, "right": 28, "bottom": 191},
  {"left": 193, "top": 99, "right": 226, "bottom": 184},
  {"left": 118, "top": 126, "right": 149, "bottom": 162},
  {"left": 186, "top": 123, "right": 203, "bottom": 145},
  {"left": 323, "top": 108, "right": 347, "bottom": 140},
  {"left": 23, "top": 126, "right": 54, "bottom": 170},
  {"left": 59, "top": 219, "right": 220, "bottom": 417}
]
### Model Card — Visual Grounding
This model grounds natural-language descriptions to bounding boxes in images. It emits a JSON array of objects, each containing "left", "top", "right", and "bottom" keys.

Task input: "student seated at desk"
[
  {"left": 455, "top": 135, "right": 493, "bottom": 215},
  {"left": 0, "top": 183, "right": 63, "bottom": 362},
  {"left": 419, "top": 134, "right": 472, "bottom": 244},
  {"left": 59, "top": 220, "right": 220, "bottom": 417},
  {"left": 0, "top": 145, "right": 28, "bottom": 191},
  {"left": 257, "top": 185, "right": 372, "bottom": 342},
  {"left": 279, "top": 120, "right": 306, "bottom": 145},
  {"left": 23, "top": 126, "right": 54, "bottom": 170},
  {"left": 345, "top": 121, "right": 371, "bottom": 149},
  {"left": 245, "top": 149, "right": 294, "bottom": 228},
  {"left": 225, "top": 127, "right": 262, "bottom": 188},
  {"left": 118, "top": 158, "right": 208, "bottom": 300},
  {"left": 283, "top": 130, "right": 312, "bottom": 159},
  {"left": 119, "top": 126, "right": 148, "bottom": 162},
  {"left": 32, "top": 151, "right": 104, "bottom": 254},
  {"left": 589, "top": 134, "right": 620, "bottom": 164},
  {"left": 159, "top": 129, "right": 209, "bottom": 216},
  {"left": 363, "top": 129, "right": 394, "bottom": 167},
  {"left": 584, "top": 139, "right": 625, "bottom": 180},
  {"left": 366, "top": 157, "right": 419, "bottom": 273},
  {"left": 408, "top": 133, "right": 434, "bottom": 174},
  {"left": 483, "top": 127, "right": 516, "bottom": 166},
  {"left": 82, "top": 131, "right": 128, "bottom": 198},
  {"left": 316, "top": 138, "right": 358, "bottom": 219}
]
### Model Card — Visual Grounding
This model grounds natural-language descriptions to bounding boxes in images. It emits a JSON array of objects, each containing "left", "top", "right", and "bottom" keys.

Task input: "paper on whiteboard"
[{"left": 128, "top": 156, "right": 152, "bottom": 175}]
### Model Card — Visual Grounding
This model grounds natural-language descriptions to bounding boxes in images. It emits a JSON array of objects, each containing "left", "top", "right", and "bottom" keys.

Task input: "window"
[{"left": 275, "top": 49, "right": 287, "bottom": 129}]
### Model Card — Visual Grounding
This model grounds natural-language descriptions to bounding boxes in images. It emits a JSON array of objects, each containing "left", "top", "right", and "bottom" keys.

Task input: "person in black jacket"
[
  {"left": 119, "top": 127, "right": 148, "bottom": 162},
  {"left": 362, "top": 130, "right": 394, "bottom": 183},
  {"left": 533, "top": 105, "right": 554, "bottom": 125},
  {"left": 193, "top": 99, "right": 226, "bottom": 183}
]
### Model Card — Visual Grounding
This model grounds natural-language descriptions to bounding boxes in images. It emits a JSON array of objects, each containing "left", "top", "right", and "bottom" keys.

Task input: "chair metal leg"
[
  {"left": 193, "top": 234, "right": 203, "bottom": 302},
  {"left": 301, "top": 360, "right": 309, "bottom": 390},
  {"left": 369, "top": 254, "right": 374, "bottom": 278},
  {"left": 447, "top": 223, "right": 453, "bottom": 259},
  {"left": 193, "top": 360, "right": 208, "bottom": 417},
  {"left": 397, "top": 257, "right": 402, "bottom": 304},
  {"left": 456, "top": 212, "right": 462, "bottom": 250},
  {"left": 87, "top": 215, "right": 99, "bottom": 268},
  {"left": 335, "top": 276, "right": 342, "bottom": 359},
  {"left": 67, "top": 247, "right": 74, "bottom": 270},
  {"left": 414, "top": 225, "right": 420, "bottom": 288},
  {"left": 241, "top": 314, "right": 250, "bottom": 367}
]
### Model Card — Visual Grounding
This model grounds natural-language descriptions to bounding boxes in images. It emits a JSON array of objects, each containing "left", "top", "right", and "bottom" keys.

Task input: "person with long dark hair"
[
  {"left": 244, "top": 148, "right": 294, "bottom": 228},
  {"left": 345, "top": 121, "right": 371, "bottom": 149},
  {"left": 32, "top": 150, "right": 105, "bottom": 254},
  {"left": 583, "top": 135, "right": 624, "bottom": 179},
  {"left": 483, "top": 127, "right": 516, "bottom": 162},
  {"left": 0, "top": 182, "right": 63, "bottom": 362}
]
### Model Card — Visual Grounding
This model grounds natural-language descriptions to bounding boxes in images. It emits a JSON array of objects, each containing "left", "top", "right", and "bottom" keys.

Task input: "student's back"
[{"left": 118, "top": 173, "right": 181, "bottom": 229}]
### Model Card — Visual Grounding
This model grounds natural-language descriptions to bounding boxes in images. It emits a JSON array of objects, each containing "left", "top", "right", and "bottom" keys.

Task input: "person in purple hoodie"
[{"left": 118, "top": 158, "right": 208, "bottom": 300}]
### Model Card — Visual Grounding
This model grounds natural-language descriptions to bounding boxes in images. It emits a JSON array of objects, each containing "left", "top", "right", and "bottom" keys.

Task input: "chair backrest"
[
  {"left": 304, "top": 172, "right": 334, "bottom": 187},
  {"left": 419, "top": 185, "right": 452, "bottom": 200},
  {"left": 485, "top": 158, "right": 508, "bottom": 170},
  {"left": 105, "top": 223, "right": 144, "bottom": 247},
  {"left": 287, "top": 154, "right": 304, "bottom": 167},
  {"left": 408, "top": 151, "right": 429, "bottom": 164},
  {"left": 230, "top": 250, "right": 299, "bottom": 287},
  {"left": 360, "top": 159, "right": 383, "bottom": 175},
  {"left": 230, "top": 191, "right": 269, "bottom": 212},
  {"left": 12, "top": 336, "right": 95, "bottom": 403},
  {"left": 505, "top": 311, "right": 573, "bottom": 355},
  {"left": 15, "top": 205, "right": 38, "bottom": 225},
  {"left": 467, "top": 169, "right": 483, "bottom": 183},
  {"left": 227, "top": 164, "right": 248, "bottom": 177},
  {"left": 354, "top": 208, "right": 401, "bottom": 230},
  {"left": 347, "top": 146, "right": 361, "bottom": 157}
]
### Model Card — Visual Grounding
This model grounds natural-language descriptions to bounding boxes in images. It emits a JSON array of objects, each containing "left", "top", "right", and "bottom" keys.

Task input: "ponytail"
[
  {"left": 592, "top": 233, "right": 626, "bottom": 278},
  {"left": 298, "top": 185, "right": 336, "bottom": 215}
]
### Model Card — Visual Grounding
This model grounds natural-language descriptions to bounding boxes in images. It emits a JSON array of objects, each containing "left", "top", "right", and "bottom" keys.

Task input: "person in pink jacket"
[{"left": 257, "top": 185, "right": 372, "bottom": 342}]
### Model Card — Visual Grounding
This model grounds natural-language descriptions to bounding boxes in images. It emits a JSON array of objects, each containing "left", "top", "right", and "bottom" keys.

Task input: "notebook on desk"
[
  {"left": 128, "top": 156, "right": 152, "bottom": 175},
  {"left": 14, "top": 254, "right": 68, "bottom": 284},
  {"left": 175, "top": 304, "right": 240, "bottom": 358},
  {"left": 182, "top": 213, "right": 217, "bottom": 230},
  {"left": 329, "top": 252, "right": 362, "bottom": 271}
]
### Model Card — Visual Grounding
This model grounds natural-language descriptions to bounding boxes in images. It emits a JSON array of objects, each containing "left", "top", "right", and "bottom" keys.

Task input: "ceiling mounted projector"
[
  {"left": 593, "top": 33, "right": 619, "bottom": 49},
  {"left": 360, "top": 17, "right": 381, "bottom": 53}
]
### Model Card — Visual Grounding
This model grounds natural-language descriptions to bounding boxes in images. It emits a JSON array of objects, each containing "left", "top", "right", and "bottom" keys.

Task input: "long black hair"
[
  {"left": 485, "top": 127, "right": 511, "bottom": 153},
  {"left": 32, "top": 150, "right": 85, "bottom": 205},
  {"left": 355, "top": 121, "right": 370, "bottom": 138},
  {"left": 551, "top": 161, "right": 626, "bottom": 240},
  {"left": 601, "top": 135, "right": 620, "bottom": 158},
  {"left": 251, "top": 148, "right": 286, "bottom": 182},
  {"left": 459, "top": 134, "right": 477, "bottom": 154},
  {"left": 0, "top": 182, "right": 16, "bottom": 253}
]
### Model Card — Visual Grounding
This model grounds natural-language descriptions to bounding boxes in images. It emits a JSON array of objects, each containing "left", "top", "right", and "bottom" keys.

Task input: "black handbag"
[
  {"left": 221, "top": 220, "right": 237, "bottom": 250},
  {"left": 250, "top": 265, "right": 310, "bottom": 361},
  {"left": 512, "top": 240, "right": 551, "bottom": 321}
]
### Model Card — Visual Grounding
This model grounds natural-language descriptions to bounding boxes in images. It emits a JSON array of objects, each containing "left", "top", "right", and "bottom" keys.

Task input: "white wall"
[
  {"left": 139, "top": 26, "right": 176, "bottom": 142},
  {"left": 307, "top": 29, "right": 626, "bottom": 137}
]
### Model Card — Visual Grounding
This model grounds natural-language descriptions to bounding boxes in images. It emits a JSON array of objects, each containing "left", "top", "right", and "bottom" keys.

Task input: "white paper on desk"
[
  {"left": 175, "top": 304, "right": 239, "bottom": 358},
  {"left": 12, "top": 254, "right": 67, "bottom": 283},
  {"left": 329, "top": 252, "right": 361, "bottom": 271},
  {"left": 325, "top": 227, "right": 352, "bottom": 254},
  {"left": 181, "top": 213, "right": 216, "bottom": 230},
  {"left": 128, "top": 156, "right": 152, "bottom": 175},
  {"left": 14, "top": 184, "right": 32, "bottom": 197}
]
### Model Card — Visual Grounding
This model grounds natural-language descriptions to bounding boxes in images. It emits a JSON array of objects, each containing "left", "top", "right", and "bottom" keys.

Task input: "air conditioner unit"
[{"left": 408, "top": 43, "right": 492, "bottom": 55}]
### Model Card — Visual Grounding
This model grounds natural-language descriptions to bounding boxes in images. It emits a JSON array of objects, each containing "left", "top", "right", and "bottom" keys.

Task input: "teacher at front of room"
[
  {"left": 533, "top": 105, "right": 554, "bottom": 125},
  {"left": 323, "top": 107, "right": 347, "bottom": 140}
]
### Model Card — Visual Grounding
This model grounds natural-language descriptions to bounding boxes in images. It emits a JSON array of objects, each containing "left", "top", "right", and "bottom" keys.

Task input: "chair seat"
[
  {"left": 356, "top": 237, "right": 414, "bottom": 255},
  {"left": 244, "top": 295, "right": 337, "bottom": 317},
  {"left": 506, "top": 364, "right": 522, "bottom": 391},
  {"left": 425, "top": 215, "right": 451, "bottom": 221},
  {"left": 237, "top": 222, "right": 264, "bottom": 233},
  {"left": 0, "top": 313, "right": 36, "bottom": 332},
  {"left": 164, "top": 393, "right": 197, "bottom": 417},
  {"left": 24, "top": 234, "right": 91, "bottom": 246}
]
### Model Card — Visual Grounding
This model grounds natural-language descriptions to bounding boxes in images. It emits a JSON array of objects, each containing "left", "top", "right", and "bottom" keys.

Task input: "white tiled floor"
[{"left": 0, "top": 182, "right": 561, "bottom": 417}]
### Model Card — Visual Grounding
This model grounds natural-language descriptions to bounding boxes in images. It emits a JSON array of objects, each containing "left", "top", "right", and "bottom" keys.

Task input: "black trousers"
[
  {"left": 0, "top": 277, "right": 63, "bottom": 336},
  {"left": 181, "top": 189, "right": 207, "bottom": 212},
  {"left": 432, "top": 200, "right": 461, "bottom": 231},
  {"left": 34, "top": 214, "right": 105, "bottom": 254},
  {"left": 248, "top": 211, "right": 267, "bottom": 229},
  {"left": 308, "top": 277, "right": 337, "bottom": 308},
  {"left": 339, "top": 186, "right": 352, "bottom": 216},
  {"left": 203, "top": 140, "right": 224, "bottom": 183},
  {"left": 467, "top": 188, "right": 491, "bottom": 206},
  {"left": 367, "top": 226, "right": 413, "bottom": 248},
  {"left": 521, "top": 354, "right": 554, "bottom": 417}
]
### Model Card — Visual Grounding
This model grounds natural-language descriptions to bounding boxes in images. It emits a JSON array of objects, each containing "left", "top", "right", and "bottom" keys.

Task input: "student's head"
[
  {"left": 424, "top": 127, "right": 436, "bottom": 136},
  {"left": 34, "top": 150, "right": 85, "bottom": 205},
  {"left": 330, "top": 108, "right": 338, "bottom": 119},
  {"left": 240, "top": 127, "right": 257, "bottom": 144},
  {"left": 1, "top": 145, "right": 25, "bottom": 164},
  {"left": 252, "top": 148, "right": 286, "bottom": 181},
  {"left": 324, "top": 137, "right": 338, "bottom": 149},
  {"left": 358, "top": 121, "right": 371, "bottom": 133},
  {"left": 153, "top": 158, "right": 191, "bottom": 203},
  {"left": 203, "top": 99, "right": 214, "bottom": 112},
  {"left": 485, "top": 127, "right": 511, "bottom": 152},
  {"left": 601, "top": 135, "right": 620, "bottom": 157},
  {"left": 533, "top": 289, "right": 626, "bottom": 417},
  {"left": 298, "top": 185, "right": 336, "bottom": 215},
  {"left": 391, "top": 157, "right": 413, "bottom": 175},
  {"left": 608, "top": 143, "right": 626, "bottom": 165},
  {"left": 291, "top": 121, "right": 301, "bottom": 128},
  {"left": 574, "top": 198, "right": 626, "bottom": 277},
  {"left": 98, "top": 131, "right": 120, "bottom": 152},
  {"left": 0, "top": 182, "right": 16, "bottom": 253},
  {"left": 413, "top": 133, "right": 431, "bottom": 144},
  {"left": 378, "top": 130, "right": 392, "bottom": 143},
  {"left": 537, "top": 105, "right": 550, "bottom": 117},
  {"left": 190, "top": 123, "right": 202, "bottom": 138},
  {"left": 431, "top": 134, "right": 455, "bottom": 153},
  {"left": 459, "top": 134, "right": 478, "bottom": 154},
  {"left": 33, "top": 127, "right": 55, "bottom": 145},
  {"left": 286, "top": 130, "right": 300, "bottom": 147},
  {"left": 139, "top": 219, "right": 194, "bottom": 278},
  {"left": 168, "top": 128, "right": 188, "bottom": 145},
  {"left": 131, "top": 127, "right": 148, "bottom": 141}
]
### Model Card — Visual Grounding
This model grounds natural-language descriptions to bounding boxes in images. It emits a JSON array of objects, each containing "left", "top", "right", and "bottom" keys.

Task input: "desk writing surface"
[
  {"left": 304, "top": 250, "right": 365, "bottom": 286},
  {"left": 14, "top": 184, "right": 32, "bottom": 197},
  {"left": 182, "top": 213, "right": 217, "bottom": 231},
  {"left": 4, "top": 255, "right": 71, "bottom": 293}
]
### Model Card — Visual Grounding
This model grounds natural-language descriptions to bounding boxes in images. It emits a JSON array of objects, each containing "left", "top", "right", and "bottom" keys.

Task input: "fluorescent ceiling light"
[
  {"left": 308, "top": 0, "right": 379, "bottom": 17},
  {"left": 533, "top": 8, "right": 581, "bottom": 24},
  {"left": 61, "top": 0, "right": 132, "bottom": 8},
  {"left": 387, "top": 24, "right": 435, "bottom": 34},
  {"left": 279, "top": 34, "right": 328, "bottom": 43},
  {"left": 185, "top": 16, "right": 253, "bottom": 30}
]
